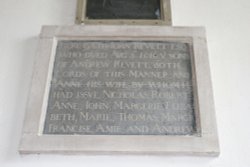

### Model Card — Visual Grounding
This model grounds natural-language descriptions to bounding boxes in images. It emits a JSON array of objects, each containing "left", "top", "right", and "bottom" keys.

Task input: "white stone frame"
[{"left": 19, "top": 26, "right": 219, "bottom": 156}]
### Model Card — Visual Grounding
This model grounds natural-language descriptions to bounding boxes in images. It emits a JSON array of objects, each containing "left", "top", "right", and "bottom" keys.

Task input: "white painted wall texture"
[{"left": 0, "top": 0, "right": 250, "bottom": 166}]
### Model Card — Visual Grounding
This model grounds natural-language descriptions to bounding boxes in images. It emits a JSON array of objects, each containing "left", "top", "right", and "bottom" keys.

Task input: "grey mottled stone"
[{"left": 43, "top": 40, "right": 196, "bottom": 135}]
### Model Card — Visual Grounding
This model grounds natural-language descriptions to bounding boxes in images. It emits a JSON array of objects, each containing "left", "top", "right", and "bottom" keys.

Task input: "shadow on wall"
[{"left": 2, "top": 37, "right": 38, "bottom": 162}]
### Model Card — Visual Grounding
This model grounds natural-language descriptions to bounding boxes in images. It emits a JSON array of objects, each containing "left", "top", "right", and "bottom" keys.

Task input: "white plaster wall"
[{"left": 0, "top": 0, "right": 250, "bottom": 166}]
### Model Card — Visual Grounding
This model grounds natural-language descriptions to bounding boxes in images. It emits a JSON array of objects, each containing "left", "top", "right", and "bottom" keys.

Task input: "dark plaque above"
[
  {"left": 86, "top": 0, "right": 161, "bottom": 19},
  {"left": 76, "top": 0, "right": 172, "bottom": 25},
  {"left": 43, "top": 40, "right": 197, "bottom": 136}
]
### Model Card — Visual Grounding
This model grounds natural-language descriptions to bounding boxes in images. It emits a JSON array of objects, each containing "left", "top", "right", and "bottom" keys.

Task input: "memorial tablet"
[{"left": 19, "top": 26, "right": 219, "bottom": 156}]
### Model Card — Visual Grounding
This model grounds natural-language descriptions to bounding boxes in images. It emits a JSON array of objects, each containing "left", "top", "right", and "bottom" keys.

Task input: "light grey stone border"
[{"left": 19, "top": 26, "right": 219, "bottom": 156}]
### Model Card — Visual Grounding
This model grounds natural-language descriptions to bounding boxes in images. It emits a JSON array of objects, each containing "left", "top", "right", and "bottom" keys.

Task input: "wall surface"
[{"left": 0, "top": 0, "right": 250, "bottom": 166}]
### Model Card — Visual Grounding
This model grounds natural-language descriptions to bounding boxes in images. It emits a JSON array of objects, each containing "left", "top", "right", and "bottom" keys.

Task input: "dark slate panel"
[
  {"left": 43, "top": 40, "right": 197, "bottom": 135},
  {"left": 86, "top": 0, "right": 161, "bottom": 19}
]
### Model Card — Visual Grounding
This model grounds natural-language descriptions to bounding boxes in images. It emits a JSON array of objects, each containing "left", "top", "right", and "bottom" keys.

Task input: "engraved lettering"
[{"left": 43, "top": 41, "right": 196, "bottom": 135}]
